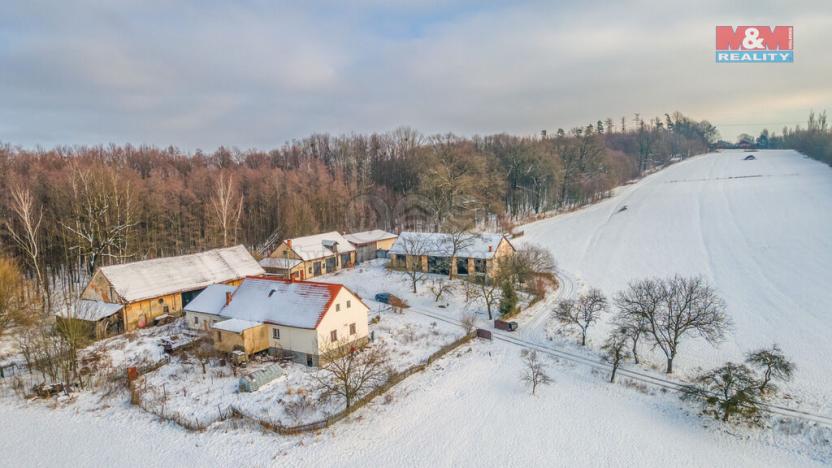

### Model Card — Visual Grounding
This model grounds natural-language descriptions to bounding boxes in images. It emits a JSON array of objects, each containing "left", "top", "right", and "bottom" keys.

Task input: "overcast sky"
[{"left": 1, "top": 0, "right": 830, "bottom": 151}]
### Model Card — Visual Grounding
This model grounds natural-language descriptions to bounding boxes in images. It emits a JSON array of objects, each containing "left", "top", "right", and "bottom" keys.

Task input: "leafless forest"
[{"left": 0, "top": 113, "right": 716, "bottom": 298}]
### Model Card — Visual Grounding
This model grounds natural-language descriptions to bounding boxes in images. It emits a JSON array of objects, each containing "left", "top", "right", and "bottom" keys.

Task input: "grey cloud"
[{"left": 1, "top": 0, "right": 830, "bottom": 149}]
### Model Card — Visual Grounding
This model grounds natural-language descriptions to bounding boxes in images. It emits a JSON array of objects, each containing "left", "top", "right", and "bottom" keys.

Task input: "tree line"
[
  {"left": 0, "top": 112, "right": 716, "bottom": 301},
  {"left": 753, "top": 111, "right": 832, "bottom": 166}
]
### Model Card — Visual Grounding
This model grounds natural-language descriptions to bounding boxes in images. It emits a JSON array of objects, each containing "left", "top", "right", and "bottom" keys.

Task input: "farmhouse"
[
  {"left": 72, "top": 245, "right": 264, "bottom": 338},
  {"left": 343, "top": 229, "right": 398, "bottom": 263},
  {"left": 262, "top": 231, "right": 356, "bottom": 279},
  {"left": 388, "top": 232, "right": 515, "bottom": 278},
  {"left": 184, "top": 276, "right": 369, "bottom": 366}
]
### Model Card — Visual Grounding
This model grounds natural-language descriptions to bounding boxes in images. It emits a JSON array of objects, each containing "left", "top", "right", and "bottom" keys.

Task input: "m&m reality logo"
[{"left": 715, "top": 26, "right": 793, "bottom": 63}]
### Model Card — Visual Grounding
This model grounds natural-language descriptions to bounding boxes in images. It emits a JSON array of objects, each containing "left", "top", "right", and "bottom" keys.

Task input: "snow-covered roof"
[
  {"left": 98, "top": 245, "right": 265, "bottom": 303},
  {"left": 259, "top": 257, "right": 302, "bottom": 270},
  {"left": 389, "top": 232, "right": 510, "bottom": 259},
  {"left": 60, "top": 300, "right": 123, "bottom": 321},
  {"left": 203, "top": 277, "right": 343, "bottom": 329},
  {"left": 212, "top": 318, "right": 262, "bottom": 333},
  {"left": 183, "top": 284, "right": 236, "bottom": 315},
  {"left": 343, "top": 230, "right": 398, "bottom": 246},
  {"left": 283, "top": 231, "right": 355, "bottom": 261}
]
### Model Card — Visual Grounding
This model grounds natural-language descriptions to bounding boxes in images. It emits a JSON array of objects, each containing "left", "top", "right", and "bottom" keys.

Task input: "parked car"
[
  {"left": 494, "top": 319, "right": 518, "bottom": 331},
  {"left": 374, "top": 292, "right": 408, "bottom": 309}
]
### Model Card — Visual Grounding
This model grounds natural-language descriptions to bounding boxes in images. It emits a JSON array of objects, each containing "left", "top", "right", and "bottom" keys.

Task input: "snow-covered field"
[
  {"left": 1, "top": 149, "right": 830, "bottom": 467},
  {"left": 521, "top": 149, "right": 832, "bottom": 405}
]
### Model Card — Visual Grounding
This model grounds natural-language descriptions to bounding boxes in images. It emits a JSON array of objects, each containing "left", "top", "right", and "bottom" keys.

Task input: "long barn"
[{"left": 73, "top": 245, "right": 264, "bottom": 338}]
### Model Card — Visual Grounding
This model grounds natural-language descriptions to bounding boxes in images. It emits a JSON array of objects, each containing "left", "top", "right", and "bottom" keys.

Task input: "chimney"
[
  {"left": 225, "top": 291, "right": 232, "bottom": 306},
  {"left": 286, "top": 239, "right": 292, "bottom": 248},
  {"left": 488, "top": 245, "right": 493, "bottom": 252}
]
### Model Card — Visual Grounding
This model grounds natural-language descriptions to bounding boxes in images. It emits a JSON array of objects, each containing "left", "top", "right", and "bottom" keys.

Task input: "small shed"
[
  {"left": 344, "top": 230, "right": 398, "bottom": 263},
  {"left": 239, "top": 364, "right": 283, "bottom": 392},
  {"left": 56, "top": 299, "right": 125, "bottom": 340},
  {"left": 259, "top": 257, "right": 303, "bottom": 278}
]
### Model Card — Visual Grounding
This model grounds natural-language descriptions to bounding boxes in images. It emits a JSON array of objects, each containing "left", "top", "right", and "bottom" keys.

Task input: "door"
[
  {"left": 326, "top": 256, "right": 337, "bottom": 272},
  {"left": 456, "top": 257, "right": 468, "bottom": 275},
  {"left": 181, "top": 289, "right": 204, "bottom": 307},
  {"left": 313, "top": 262, "right": 322, "bottom": 276}
]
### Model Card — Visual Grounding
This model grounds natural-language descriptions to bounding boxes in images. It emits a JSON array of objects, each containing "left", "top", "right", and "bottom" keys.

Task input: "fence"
[{"left": 137, "top": 331, "right": 477, "bottom": 435}]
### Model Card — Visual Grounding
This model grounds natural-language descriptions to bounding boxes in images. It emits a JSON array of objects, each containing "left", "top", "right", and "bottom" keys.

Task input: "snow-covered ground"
[
  {"left": 1, "top": 149, "right": 830, "bottom": 467},
  {"left": 521, "top": 150, "right": 832, "bottom": 405},
  {"left": 1, "top": 338, "right": 828, "bottom": 467}
]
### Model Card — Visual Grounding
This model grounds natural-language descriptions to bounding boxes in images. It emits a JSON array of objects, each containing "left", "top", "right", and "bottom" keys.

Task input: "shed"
[
  {"left": 343, "top": 230, "right": 398, "bottom": 262},
  {"left": 239, "top": 364, "right": 283, "bottom": 392}
]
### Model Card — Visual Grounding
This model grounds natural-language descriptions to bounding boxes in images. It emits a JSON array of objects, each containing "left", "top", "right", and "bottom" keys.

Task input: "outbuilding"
[
  {"left": 264, "top": 231, "right": 356, "bottom": 280},
  {"left": 77, "top": 245, "right": 264, "bottom": 334},
  {"left": 343, "top": 230, "right": 398, "bottom": 263},
  {"left": 388, "top": 232, "right": 515, "bottom": 278}
]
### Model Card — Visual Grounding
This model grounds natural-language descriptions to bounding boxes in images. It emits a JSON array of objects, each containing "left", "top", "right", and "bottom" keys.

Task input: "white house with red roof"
[{"left": 184, "top": 276, "right": 369, "bottom": 366}]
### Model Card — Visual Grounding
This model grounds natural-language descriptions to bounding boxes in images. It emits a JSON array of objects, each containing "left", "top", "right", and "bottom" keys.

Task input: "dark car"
[
  {"left": 374, "top": 292, "right": 408, "bottom": 309},
  {"left": 494, "top": 319, "right": 518, "bottom": 331}
]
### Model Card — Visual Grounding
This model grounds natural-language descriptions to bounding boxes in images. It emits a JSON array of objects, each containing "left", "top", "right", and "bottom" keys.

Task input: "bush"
[{"left": 683, "top": 363, "right": 763, "bottom": 424}]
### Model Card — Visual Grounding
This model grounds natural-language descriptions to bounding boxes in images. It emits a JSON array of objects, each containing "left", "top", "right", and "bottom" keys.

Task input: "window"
[
  {"left": 350, "top": 323, "right": 356, "bottom": 335},
  {"left": 308, "top": 267, "right": 313, "bottom": 274},
  {"left": 216, "top": 331, "right": 222, "bottom": 342},
  {"left": 335, "top": 303, "right": 341, "bottom": 312},
  {"left": 158, "top": 298, "right": 164, "bottom": 304},
  {"left": 346, "top": 300, "right": 351, "bottom": 308},
  {"left": 194, "top": 316, "right": 199, "bottom": 325},
  {"left": 330, "top": 330, "right": 338, "bottom": 342},
  {"left": 272, "top": 328, "right": 280, "bottom": 339}
]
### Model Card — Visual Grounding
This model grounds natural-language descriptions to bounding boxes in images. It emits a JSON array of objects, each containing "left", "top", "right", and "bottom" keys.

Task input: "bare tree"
[
  {"left": 210, "top": 173, "right": 244, "bottom": 248},
  {"left": 613, "top": 312, "right": 650, "bottom": 365},
  {"left": 745, "top": 344, "right": 795, "bottom": 395},
  {"left": 468, "top": 275, "right": 501, "bottom": 320},
  {"left": 444, "top": 226, "right": 477, "bottom": 279},
  {"left": 5, "top": 186, "right": 46, "bottom": 303},
  {"left": 428, "top": 279, "right": 453, "bottom": 302},
  {"left": 459, "top": 311, "right": 477, "bottom": 334},
  {"left": 614, "top": 276, "right": 731, "bottom": 373},
  {"left": 553, "top": 288, "right": 607, "bottom": 346},
  {"left": 502, "top": 244, "right": 556, "bottom": 286},
  {"left": 601, "top": 331, "right": 631, "bottom": 383},
  {"left": 520, "top": 350, "right": 551, "bottom": 395},
  {"left": 316, "top": 341, "right": 391, "bottom": 409},
  {"left": 391, "top": 233, "right": 432, "bottom": 293},
  {"left": 62, "top": 165, "right": 137, "bottom": 274}
]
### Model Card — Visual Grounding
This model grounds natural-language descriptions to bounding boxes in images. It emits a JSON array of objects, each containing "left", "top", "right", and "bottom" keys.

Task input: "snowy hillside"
[{"left": 521, "top": 149, "right": 832, "bottom": 402}]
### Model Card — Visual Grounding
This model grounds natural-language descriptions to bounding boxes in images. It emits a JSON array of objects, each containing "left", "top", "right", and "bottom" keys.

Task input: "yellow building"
[
  {"left": 77, "top": 245, "right": 264, "bottom": 336},
  {"left": 388, "top": 232, "right": 515, "bottom": 278},
  {"left": 262, "top": 231, "right": 356, "bottom": 280},
  {"left": 343, "top": 230, "right": 398, "bottom": 263},
  {"left": 184, "top": 276, "right": 370, "bottom": 367}
]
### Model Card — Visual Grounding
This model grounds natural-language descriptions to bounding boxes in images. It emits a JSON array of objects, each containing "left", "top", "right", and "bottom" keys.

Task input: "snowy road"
[{"left": 520, "top": 150, "right": 832, "bottom": 403}]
